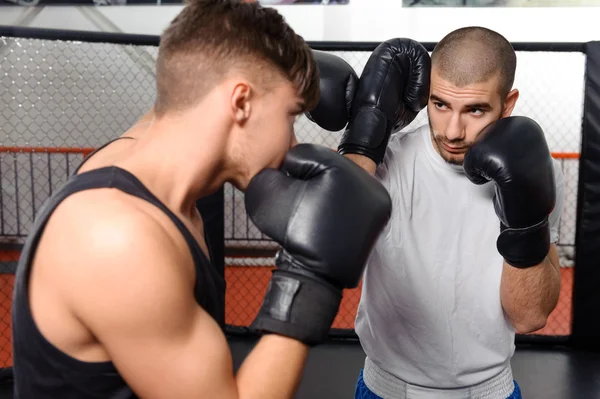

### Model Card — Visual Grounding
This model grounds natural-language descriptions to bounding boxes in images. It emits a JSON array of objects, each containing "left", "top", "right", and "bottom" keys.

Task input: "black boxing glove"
[
  {"left": 244, "top": 143, "right": 392, "bottom": 345},
  {"left": 339, "top": 38, "right": 431, "bottom": 165},
  {"left": 463, "top": 116, "right": 556, "bottom": 268},
  {"left": 306, "top": 50, "right": 359, "bottom": 132}
]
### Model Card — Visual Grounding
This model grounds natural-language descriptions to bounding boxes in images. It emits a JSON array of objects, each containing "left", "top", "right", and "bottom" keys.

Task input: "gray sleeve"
[{"left": 548, "top": 159, "right": 565, "bottom": 244}]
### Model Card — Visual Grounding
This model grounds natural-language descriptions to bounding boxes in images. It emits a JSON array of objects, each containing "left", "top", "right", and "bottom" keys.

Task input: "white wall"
[
  {"left": 312, "top": 1, "right": 600, "bottom": 43},
  {"left": 0, "top": 1, "right": 599, "bottom": 42}
]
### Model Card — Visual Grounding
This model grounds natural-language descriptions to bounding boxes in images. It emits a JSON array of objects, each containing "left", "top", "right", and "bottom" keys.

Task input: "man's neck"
[{"left": 116, "top": 112, "right": 233, "bottom": 218}]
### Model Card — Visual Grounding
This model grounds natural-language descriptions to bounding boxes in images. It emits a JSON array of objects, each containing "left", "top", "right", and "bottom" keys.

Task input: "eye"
[
  {"left": 469, "top": 108, "right": 484, "bottom": 116},
  {"left": 433, "top": 101, "right": 448, "bottom": 110}
]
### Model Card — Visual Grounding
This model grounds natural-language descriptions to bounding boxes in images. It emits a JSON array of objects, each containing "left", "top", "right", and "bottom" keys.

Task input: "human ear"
[
  {"left": 231, "top": 82, "right": 252, "bottom": 124},
  {"left": 501, "top": 88, "right": 519, "bottom": 118}
]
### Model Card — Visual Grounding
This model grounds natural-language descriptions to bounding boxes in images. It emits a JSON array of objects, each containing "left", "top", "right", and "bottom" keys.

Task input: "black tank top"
[{"left": 11, "top": 138, "right": 226, "bottom": 398}]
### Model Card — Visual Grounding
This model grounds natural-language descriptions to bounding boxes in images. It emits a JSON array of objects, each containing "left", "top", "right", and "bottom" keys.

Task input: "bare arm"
[
  {"left": 235, "top": 335, "right": 308, "bottom": 398},
  {"left": 66, "top": 206, "right": 309, "bottom": 399},
  {"left": 344, "top": 153, "right": 377, "bottom": 175},
  {"left": 500, "top": 244, "right": 561, "bottom": 334},
  {"left": 500, "top": 159, "right": 565, "bottom": 334}
]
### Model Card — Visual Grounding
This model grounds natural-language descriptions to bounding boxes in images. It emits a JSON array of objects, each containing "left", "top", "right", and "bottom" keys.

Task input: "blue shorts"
[{"left": 354, "top": 369, "right": 523, "bottom": 399}]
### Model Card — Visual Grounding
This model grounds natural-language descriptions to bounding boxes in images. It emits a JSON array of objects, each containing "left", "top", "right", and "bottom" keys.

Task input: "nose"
[{"left": 444, "top": 112, "right": 465, "bottom": 142}]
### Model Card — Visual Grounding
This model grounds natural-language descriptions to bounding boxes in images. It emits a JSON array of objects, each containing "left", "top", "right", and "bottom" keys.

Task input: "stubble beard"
[{"left": 428, "top": 118, "right": 468, "bottom": 166}]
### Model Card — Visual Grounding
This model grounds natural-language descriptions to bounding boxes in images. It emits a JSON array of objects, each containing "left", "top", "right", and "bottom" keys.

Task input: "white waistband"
[{"left": 363, "top": 357, "right": 515, "bottom": 399}]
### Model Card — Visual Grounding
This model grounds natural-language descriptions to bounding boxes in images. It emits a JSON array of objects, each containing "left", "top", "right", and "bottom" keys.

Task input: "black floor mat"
[
  {"left": 1, "top": 339, "right": 598, "bottom": 399},
  {"left": 229, "top": 338, "right": 600, "bottom": 399}
]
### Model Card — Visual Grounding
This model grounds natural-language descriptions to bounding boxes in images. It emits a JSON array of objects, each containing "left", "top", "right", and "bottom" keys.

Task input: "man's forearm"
[
  {"left": 344, "top": 153, "right": 377, "bottom": 175},
  {"left": 500, "top": 245, "right": 561, "bottom": 333},
  {"left": 234, "top": 334, "right": 309, "bottom": 399}
]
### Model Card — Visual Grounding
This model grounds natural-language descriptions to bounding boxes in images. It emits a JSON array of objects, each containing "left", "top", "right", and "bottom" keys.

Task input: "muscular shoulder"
[
  {"left": 40, "top": 190, "right": 195, "bottom": 326},
  {"left": 47, "top": 189, "right": 181, "bottom": 257}
]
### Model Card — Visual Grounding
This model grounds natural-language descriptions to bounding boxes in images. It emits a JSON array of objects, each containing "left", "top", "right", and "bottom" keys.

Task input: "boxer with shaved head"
[{"left": 308, "top": 26, "right": 564, "bottom": 399}]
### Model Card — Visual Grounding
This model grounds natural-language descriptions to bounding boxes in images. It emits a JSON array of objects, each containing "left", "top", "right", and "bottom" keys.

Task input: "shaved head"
[{"left": 431, "top": 27, "right": 516, "bottom": 99}]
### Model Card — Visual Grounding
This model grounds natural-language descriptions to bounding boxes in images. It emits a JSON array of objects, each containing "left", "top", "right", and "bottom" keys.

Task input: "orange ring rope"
[{"left": 0, "top": 146, "right": 581, "bottom": 159}]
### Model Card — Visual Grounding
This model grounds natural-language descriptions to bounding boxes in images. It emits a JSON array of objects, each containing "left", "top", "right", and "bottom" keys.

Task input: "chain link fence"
[
  {"left": 224, "top": 49, "right": 584, "bottom": 338},
  {"left": 0, "top": 35, "right": 160, "bottom": 369},
  {"left": 0, "top": 34, "right": 584, "bottom": 368}
]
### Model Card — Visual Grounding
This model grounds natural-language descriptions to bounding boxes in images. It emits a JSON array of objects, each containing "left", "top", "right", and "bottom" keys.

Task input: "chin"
[
  {"left": 268, "top": 156, "right": 286, "bottom": 171},
  {"left": 441, "top": 151, "right": 465, "bottom": 166},
  {"left": 236, "top": 180, "right": 249, "bottom": 192},
  {"left": 228, "top": 170, "right": 252, "bottom": 193}
]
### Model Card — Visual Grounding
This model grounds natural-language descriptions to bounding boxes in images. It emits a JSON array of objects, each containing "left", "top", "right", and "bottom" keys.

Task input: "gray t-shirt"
[{"left": 355, "top": 124, "right": 564, "bottom": 391}]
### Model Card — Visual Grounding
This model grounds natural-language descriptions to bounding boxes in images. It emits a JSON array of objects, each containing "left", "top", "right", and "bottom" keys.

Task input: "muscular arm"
[
  {"left": 500, "top": 158, "right": 565, "bottom": 334},
  {"left": 66, "top": 203, "right": 308, "bottom": 399},
  {"left": 499, "top": 169, "right": 564, "bottom": 332},
  {"left": 500, "top": 244, "right": 561, "bottom": 334}
]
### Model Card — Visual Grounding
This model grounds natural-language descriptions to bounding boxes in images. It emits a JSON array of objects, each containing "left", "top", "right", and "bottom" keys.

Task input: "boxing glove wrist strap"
[
  {"left": 250, "top": 268, "right": 342, "bottom": 346},
  {"left": 497, "top": 218, "right": 551, "bottom": 269},
  {"left": 338, "top": 108, "right": 392, "bottom": 165}
]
